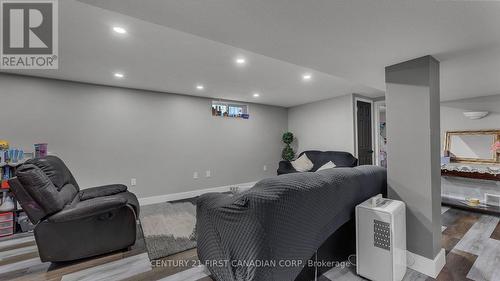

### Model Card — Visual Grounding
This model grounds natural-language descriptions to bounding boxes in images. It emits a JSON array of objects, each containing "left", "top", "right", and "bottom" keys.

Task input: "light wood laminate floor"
[{"left": 0, "top": 207, "right": 498, "bottom": 281}]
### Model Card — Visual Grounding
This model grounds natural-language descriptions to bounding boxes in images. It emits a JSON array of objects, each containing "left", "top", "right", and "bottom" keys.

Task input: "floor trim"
[
  {"left": 138, "top": 181, "right": 257, "bottom": 205},
  {"left": 406, "top": 248, "right": 446, "bottom": 278}
]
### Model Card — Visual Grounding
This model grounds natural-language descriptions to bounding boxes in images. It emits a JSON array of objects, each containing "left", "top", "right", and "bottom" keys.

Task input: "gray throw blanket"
[{"left": 196, "top": 165, "right": 387, "bottom": 281}]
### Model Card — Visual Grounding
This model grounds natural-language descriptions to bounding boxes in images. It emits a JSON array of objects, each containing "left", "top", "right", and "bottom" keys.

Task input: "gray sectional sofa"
[{"left": 196, "top": 165, "right": 387, "bottom": 281}]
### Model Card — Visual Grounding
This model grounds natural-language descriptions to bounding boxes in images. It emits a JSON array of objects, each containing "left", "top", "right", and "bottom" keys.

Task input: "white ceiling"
[
  {"left": 4, "top": 0, "right": 500, "bottom": 107},
  {"left": 2, "top": 0, "right": 381, "bottom": 108}
]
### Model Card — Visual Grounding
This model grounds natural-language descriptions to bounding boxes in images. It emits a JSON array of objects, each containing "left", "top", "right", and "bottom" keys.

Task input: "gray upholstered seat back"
[
  {"left": 12, "top": 156, "right": 79, "bottom": 223},
  {"left": 25, "top": 156, "right": 79, "bottom": 191}
]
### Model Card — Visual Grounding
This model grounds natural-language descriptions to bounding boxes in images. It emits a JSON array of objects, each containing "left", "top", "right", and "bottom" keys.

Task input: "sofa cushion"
[
  {"left": 59, "top": 184, "right": 78, "bottom": 204},
  {"left": 316, "top": 161, "right": 336, "bottom": 171},
  {"left": 278, "top": 151, "right": 358, "bottom": 175},
  {"left": 302, "top": 151, "right": 357, "bottom": 171},
  {"left": 291, "top": 153, "right": 314, "bottom": 172}
]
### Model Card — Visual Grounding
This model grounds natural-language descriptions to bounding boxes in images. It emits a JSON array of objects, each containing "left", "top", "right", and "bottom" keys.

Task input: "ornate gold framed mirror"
[{"left": 444, "top": 130, "right": 500, "bottom": 164}]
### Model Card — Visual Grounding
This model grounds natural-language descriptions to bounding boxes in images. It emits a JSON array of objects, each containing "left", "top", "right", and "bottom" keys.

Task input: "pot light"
[
  {"left": 253, "top": 93, "right": 260, "bottom": 98},
  {"left": 196, "top": 84, "right": 205, "bottom": 90},
  {"left": 302, "top": 73, "right": 312, "bottom": 81},
  {"left": 114, "top": 72, "right": 124, "bottom": 78},
  {"left": 235, "top": 57, "right": 246, "bottom": 65},
  {"left": 112, "top": 26, "right": 127, "bottom": 34}
]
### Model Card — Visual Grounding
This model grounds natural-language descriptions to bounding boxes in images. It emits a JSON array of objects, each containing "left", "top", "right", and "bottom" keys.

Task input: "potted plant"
[{"left": 281, "top": 132, "right": 295, "bottom": 161}]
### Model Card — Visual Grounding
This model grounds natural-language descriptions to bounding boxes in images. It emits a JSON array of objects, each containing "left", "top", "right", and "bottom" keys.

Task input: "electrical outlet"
[
  {"left": 193, "top": 172, "right": 198, "bottom": 179},
  {"left": 131, "top": 178, "right": 137, "bottom": 186},
  {"left": 263, "top": 165, "right": 267, "bottom": 171},
  {"left": 205, "top": 170, "right": 211, "bottom": 178}
]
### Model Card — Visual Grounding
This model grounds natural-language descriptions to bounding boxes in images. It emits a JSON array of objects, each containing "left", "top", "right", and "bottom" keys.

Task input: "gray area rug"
[{"left": 139, "top": 199, "right": 197, "bottom": 260}]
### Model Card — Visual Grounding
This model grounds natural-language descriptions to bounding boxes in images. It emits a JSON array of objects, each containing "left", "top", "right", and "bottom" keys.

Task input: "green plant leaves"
[
  {"left": 282, "top": 132, "right": 294, "bottom": 144},
  {"left": 282, "top": 144, "right": 295, "bottom": 161}
]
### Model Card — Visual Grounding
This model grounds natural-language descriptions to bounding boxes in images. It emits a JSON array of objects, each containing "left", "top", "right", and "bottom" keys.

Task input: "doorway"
[
  {"left": 356, "top": 99, "right": 373, "bottom": 165},
  {"left": 374, "top": 101, "right": 387, "bottom": 168}
]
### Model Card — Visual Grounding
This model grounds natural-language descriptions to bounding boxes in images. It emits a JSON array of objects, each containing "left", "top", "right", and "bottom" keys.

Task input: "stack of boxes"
[
  {"left": 0, "top": 140, "right": 13, "bottom": 237},
  {"left": 0, "top": 162, "right": 16, "bottom": 237},
  {"left": 0, "top": 211, "right": 14, "bottom": 237}
]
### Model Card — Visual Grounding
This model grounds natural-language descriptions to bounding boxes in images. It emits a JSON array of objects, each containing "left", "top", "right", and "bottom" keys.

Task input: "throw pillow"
[
  {"left": 291, "top": 153, "right": 314, "bottom": 172},
  {"left": 316, "top": 161, "right": 337, "bottom": 171}
]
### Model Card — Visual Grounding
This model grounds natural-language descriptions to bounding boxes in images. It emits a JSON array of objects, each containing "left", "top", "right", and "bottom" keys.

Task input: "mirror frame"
[{"left": 444, "top": 130, "right": 500, "bottom": 164}]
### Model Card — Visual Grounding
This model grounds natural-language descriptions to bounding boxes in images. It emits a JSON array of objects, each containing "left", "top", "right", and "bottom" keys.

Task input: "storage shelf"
[
  {"left": 1, "top": 159, "right": 27, "bottom": 234},
  {"left": 0, "top": 161, "right": 27, "bottom": 168}
]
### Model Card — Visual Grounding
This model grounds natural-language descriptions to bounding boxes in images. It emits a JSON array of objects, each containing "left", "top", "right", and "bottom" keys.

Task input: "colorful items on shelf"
[
  {"left": 0, "top": 140, "right": 29, "bottom": 164},
  {"left": 1, "top": 162, "right": 12, "bottom": 189},
  {"left": 0, "top": 191, "right": 14, "bottom": 212},
  {"left": 1, "top": 180, "right": 9, "bottom": 189},
  {"left": 0, "top": 211, "right": 14, "bottom": 237},
  {"left": 0, "top": 140, "right": 9, "bottom": 150},
  {"left": 0, "top": 190, "right": 15, "bottom": 237},
  {"left": 1, "top": 149, "right": 25, "bottom": 163},
  {"left": 0, "top": 140, "right": 38, "bottom": 236},
  {"left": 34, "top": 143, "right": 48, "bottom": 158},
  {"left": 0, "top": 142, "right": 27, "bottom": 189}
]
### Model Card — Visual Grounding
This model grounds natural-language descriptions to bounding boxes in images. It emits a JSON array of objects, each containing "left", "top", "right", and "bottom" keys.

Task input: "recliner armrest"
[
  {"left": 79, "top": 184, "right": 127, "bottom": 201},
  {"left": 47, "top": 196, "right": 128, "bottom": 223}
]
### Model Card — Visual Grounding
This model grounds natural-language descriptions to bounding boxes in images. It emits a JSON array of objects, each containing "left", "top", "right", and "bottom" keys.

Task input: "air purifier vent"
[
  {"left": 485, "top": 193, "right": 500, "bottom": 207},
  {"left": 374, "top": 220, "right": 391, "bottom": 250}
]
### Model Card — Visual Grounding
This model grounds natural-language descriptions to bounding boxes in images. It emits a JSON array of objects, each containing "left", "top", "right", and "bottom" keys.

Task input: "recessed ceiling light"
[
  {"left": 302, "top": 73, "right": 312, "bottom": 81},
  {"left": 253, "top": 93, "right": 260, "bottom": 98},
  {"left": 112, "top": 26, "right": 127, "bottom": 34},
  {"left": 196, "top": 84, "right": 204, "bottom": 90},
  {"left": 235, "top": 57, "right": 246, "bottom": 65},
  {"left": 114, "top": 72, "right": 124, "bottom": 78}
]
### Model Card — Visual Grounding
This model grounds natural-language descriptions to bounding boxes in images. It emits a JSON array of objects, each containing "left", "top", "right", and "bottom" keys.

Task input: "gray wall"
[
  {"left": 287, "top": 94, "right": 355, "bottom": 154},
  {"left": 385, "top": 56, "right": 442, "bottom": 260},
  {"left": 0, "top": 74, "right": 288, "bottom": 198},
  {"left": 441, "top": 95, "right": 500, "bottom": 151}
]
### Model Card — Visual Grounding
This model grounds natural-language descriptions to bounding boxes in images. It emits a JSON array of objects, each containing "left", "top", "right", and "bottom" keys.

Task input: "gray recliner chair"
[{"left": 9, "top": 156, "right": 140, "bottom": 262}]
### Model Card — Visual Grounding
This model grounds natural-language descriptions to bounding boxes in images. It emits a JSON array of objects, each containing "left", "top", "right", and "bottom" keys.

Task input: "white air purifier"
[{"left": 356, "top": 195, "right": 406, "bottom": 281}]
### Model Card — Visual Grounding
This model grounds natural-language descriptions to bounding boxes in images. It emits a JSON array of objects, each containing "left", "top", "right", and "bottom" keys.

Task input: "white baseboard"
[
  {"left": 138, "top": 181, "right": 257, "bottom": 206},
  {"left": 406, "top": 248, "right": 446, "bottom": 278}
]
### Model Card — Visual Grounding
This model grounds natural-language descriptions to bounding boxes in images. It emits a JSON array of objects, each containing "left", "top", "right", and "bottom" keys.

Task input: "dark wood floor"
[{"left": 0, "top": 207, "right": 498, "bottom": 281}]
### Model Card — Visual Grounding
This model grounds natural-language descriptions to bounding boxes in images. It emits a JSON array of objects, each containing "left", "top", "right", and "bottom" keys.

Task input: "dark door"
[{"left": 357, "top": 100, "right": 373, "bottom": 165}]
